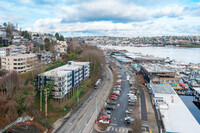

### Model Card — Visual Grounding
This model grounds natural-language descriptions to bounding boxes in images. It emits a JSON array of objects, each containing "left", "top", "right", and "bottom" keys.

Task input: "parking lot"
[{"left": 96, "top": 66, "right": 140, "bottom": 133}]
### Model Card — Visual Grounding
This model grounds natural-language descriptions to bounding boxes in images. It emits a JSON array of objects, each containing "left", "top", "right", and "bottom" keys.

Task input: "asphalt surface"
[
  {"left": 109, "top": 57, "right": 150, "bottom": 132},
  {"left": 53, "top": 65, "right": 112, "bottom": 133},
  {"left": 106, "top": 67, "right": 132, "bottom": 133}
]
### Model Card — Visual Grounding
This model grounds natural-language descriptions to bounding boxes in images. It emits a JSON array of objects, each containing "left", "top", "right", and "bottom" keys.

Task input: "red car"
[
  {"left": 110, "top": 95, "right": 118, "bottom": 98},
  {"left": 112, "top": 93, "right": 120, "bottom": 96},
  {"left": 99, "top": 116, "right": 111, "bottom": 121},
  {"left": 116, "top": 83, "right": 121, "bottom": 85},
  {"left": 110, "top": 96, "right": 118, "bottom": 100}
]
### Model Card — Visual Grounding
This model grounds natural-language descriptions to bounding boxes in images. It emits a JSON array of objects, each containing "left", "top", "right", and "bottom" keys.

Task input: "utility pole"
[
  {"left": 40, "top": 75, "right": 43, "bottom": 112},
  {"left": 45, "top": 87, "right": 48, "bottom": 117}
]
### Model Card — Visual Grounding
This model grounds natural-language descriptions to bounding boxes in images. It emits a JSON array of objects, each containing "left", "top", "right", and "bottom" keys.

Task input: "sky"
[{"left": 0, "top": 0, "right": 200, "bottom": 37}]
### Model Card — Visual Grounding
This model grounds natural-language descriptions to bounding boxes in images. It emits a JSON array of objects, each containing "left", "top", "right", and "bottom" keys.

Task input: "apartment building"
[
  {"left": 54, "top": 40, "right": 68, "bottom": 53},
  {"left": 1, "top": 53, "right": 38, "bottom": 73},
  {"left": 0, "top": 48, "right": 6, "bottom": 57},
  {"left": 38, "top": 61, "right": 90, "bottom": 99}
]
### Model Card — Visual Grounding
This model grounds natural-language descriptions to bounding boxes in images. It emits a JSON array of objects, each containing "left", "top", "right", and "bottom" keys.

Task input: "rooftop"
[
  {"left": 150, "top": 84, "right": 200, "bottom": 133},
  {"left": 141, "top": 63, "right": 176, "bottom": 73},
  {"left": 149, "top": 84, "right": 176, "bottom": 94}
]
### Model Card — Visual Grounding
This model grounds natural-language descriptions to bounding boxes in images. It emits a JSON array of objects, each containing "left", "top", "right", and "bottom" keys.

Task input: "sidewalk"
[{"left": 142, "top": 86, "right": 159, "bottom": 133}]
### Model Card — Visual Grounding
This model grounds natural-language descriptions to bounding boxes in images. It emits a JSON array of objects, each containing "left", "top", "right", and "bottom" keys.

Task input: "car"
[
  {"left": 107, "top": 100, "right": 116, "bottom": 105},
  {"left": 114, "top": 88, "right": 121, "bottom": 92},
  {"left": 110, "top": 97, "right": 118, "bottom": 100},
  {"left": 128, "top": 91, "right": 135, "bottom": 94},
  {"left": 99, "top": 120, "right": 110, "bottom": 124},
  {"left": 112, "top": 93, "right": 120, "bottom": 96},
  {"left": 105, "top": 106, "right": 114, "bottom": 110},
  {"left": 124, "top": 117, "right": 134, "bottom": 124},
  {"left": 99, "top": 116, "right": 111, "bottom": 121},
  {"left": 110, "top": 95, "right": 118, "bottom": 98},
  {"left": 125, "top": 109, "right": 133, "bottom": 114},
  {"left": 105, "top": 110, "right": 111, "bottom": 114},
  {"left": 128, "top": 103, "right": 136, "bottom": 106},
  {"left": 128, "top": 99, "right": 137, "bottom": 103},
  {"left": 102, "top": 112, "right": 111, "bottom": 117}
]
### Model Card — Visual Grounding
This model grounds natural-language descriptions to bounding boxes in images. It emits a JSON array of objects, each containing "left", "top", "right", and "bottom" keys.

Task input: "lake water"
[{"left": 104, "top": 46, "right": 200, "bottom": 64}]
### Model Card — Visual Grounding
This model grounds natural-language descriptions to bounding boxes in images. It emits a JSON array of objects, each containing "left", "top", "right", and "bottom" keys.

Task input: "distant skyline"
[{"left": 0, "top": 0, "right": 200, "bottom": 37}]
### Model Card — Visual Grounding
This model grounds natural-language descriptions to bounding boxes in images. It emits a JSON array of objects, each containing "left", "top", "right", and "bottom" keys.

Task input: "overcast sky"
[{"left": 0, "top": 0, "right": 200, "bottom": 37}]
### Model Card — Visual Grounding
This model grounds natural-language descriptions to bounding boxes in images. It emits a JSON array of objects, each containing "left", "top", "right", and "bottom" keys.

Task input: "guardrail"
[{"left": 0, "top": 116, "right": 33, "bottom": 133}]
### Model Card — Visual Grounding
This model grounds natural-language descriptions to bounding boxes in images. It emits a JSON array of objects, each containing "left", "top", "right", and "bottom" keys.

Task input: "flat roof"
[
  {"left": 150, "top": 84, "right": 176, "bottom": 94},
  {"left": 150, "top": 84, "right": 200, "bottom": 133},
  {"left": 160, "top": 94, "right": 200, "bottom": 133},
  {"left": 43, "top": 69, "right": 71, "bottom": 77},
  {"left": 141, "top": 63, "right": 176, "bottom": 73}
]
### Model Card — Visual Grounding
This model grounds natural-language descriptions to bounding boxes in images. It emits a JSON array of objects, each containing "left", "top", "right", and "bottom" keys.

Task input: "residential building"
[
  {"left": 1, "top": 53, "right": 38, "bottom": 73},
  {"left": 0, "top": 48, "right": 6, "bottom": 57},
  {"left": 38, "top": 61, "right": 90, "bottom": 99},
  {"left": 54, "top": 40, "right": 68, "bottom": 54},
  {"left": 148, "top": 84, "right": 200, "bottom": 133},
  {"left": 140, "top": 63, "right": 181, "bottom": 90}
]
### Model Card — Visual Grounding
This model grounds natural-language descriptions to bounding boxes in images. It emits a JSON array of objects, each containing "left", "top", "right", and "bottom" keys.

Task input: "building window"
[{"left": 14, "top": 59, "right": 17, "bottom": 61}]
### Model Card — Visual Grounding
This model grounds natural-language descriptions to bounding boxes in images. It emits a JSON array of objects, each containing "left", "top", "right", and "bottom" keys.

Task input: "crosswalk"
[{"left": 106, "top": 126, "right": 132, "bottom": 133}]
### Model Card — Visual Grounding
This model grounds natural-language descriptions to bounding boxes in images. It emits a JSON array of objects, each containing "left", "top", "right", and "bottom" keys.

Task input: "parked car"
[
  {"left": 105, "top": 106, "right": 114, "bottom": 110},
  {"left": 99, "top": 120, "right": 110, "bottom": 124},
  {"left": 128, "top": 102, "right": 136, "bottom": 106},
  {"left": 128, "top": 91, "right": 135, "bottom": 94},
  {"left": 110, "top": 95, "right": 118, "bottom": 98},
  {"left": 124, "top": 117, "right": 134, "bottom": 124},
  {"left": 102, "top": 112, "right": 111, "bottom": 117},
  {"left": 110, "top": 96, "right": 118, "bottom": 100},
  {"left": 125, "top": 109, "right": 133, "bottom": 114},
  {"left": 128, "top": 99, "right": 137, "bottom": 103},
  {"left": 99, "top": 116, "right": 111, "bottom": 121},
  {"left": 107, "top": 100, "right": 116, "bottom": 105},
  {"left": 105, "top": 110, "right": 112, "bottom": 114},
  {"left": 114, "top": 88, "right": 121, "bottom": 91},
  {"left": 112, "top": 93, "right": 120, "bottom": 96}
]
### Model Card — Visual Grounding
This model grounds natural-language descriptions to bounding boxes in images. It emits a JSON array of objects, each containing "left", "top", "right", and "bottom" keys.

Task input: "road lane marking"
[{"left": 75, "top": 69, "right": 108, "bottom": 127}]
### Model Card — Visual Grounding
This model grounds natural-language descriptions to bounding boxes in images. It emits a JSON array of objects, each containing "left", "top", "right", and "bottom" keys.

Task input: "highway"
[{"left": 52, "top": 64, "right": 113, "bottom": 133}]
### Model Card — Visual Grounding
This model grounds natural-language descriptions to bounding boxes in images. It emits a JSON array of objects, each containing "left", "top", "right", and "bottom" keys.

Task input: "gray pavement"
[{"left": 108, "top": 67, "right": 130, "bottom": 128}]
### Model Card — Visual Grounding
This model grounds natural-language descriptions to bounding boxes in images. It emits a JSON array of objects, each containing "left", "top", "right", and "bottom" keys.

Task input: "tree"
[
  {"left": 55, "top": 32, "right": 59, "bottom": 40},
  {"left": 22, "top": 30, "right": 31, "bottom": 40},
  {"left": 3, "top": 22, "right": 7, "bottom": 27},
  {"left": 60, "top": 35, "right": 64, "bottom": 41},
  {"left": 44, "top": 38, "right": 51, "bottom": 51}
]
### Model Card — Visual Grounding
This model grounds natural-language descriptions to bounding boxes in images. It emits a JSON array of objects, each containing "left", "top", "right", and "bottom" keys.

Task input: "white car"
[
  {"left": 125, "top": 109, "right": 133, "bottom": 114},
  {"left": 99, "top": 120, "right": 110, "bottom": 124}
]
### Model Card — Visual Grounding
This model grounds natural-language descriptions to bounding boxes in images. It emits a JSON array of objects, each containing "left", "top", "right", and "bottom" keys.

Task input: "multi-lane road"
[{"left": 52, "top": 64, "right": 113, "bottom": 133}]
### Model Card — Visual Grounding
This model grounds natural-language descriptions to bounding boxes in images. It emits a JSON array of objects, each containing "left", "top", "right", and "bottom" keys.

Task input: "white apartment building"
[
  {"left": 38, "top": 61, "right": 90, "bottom": 99},
  {"left": 54, "top": 40, "right": 68, "bottom": 53},
  {"left": 1, "top": 53, "right": 38, "bottom": 73},
  {"left": 0, "top": 48, "right": 6, "bottom": 57}
]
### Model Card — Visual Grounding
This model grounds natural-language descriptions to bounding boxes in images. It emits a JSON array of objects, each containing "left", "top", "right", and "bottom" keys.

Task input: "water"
[
  {"left": 104, "top": 46, "right": 200, "bottom": 64},
  {"left": 180, "top": 96, "right": 200, "bottom": 124}
]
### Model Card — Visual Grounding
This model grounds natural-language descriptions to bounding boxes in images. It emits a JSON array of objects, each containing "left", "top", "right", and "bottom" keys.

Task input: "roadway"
[{"left": 52, "top": 64, "right": 113, "bottom": 133}]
